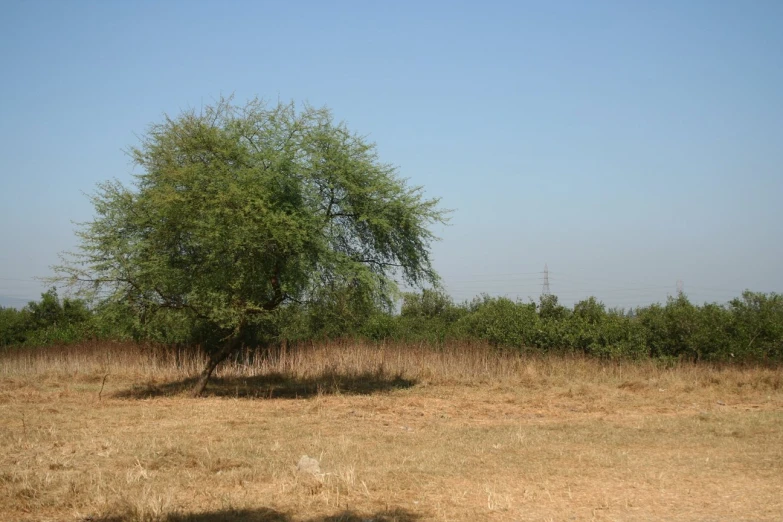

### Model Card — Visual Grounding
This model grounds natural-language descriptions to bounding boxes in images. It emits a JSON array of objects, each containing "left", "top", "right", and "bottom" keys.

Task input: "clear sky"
[{"left": 1, "top": 0, "right": 781, "bottom": 309}]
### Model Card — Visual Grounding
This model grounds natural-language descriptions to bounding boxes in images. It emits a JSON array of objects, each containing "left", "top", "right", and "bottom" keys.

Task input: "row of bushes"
[
  {"left": 2, "top": 288, "right": 781, "bottom": 362},
  {"left": 371, "top": 290, "right": 782, "bottom": 361},
  {"left": 0, "top": 289, "right": 93, "bottom": 346}
]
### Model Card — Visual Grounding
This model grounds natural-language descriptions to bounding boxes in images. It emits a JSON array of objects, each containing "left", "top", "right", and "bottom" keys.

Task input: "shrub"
[
  {"left": 455, "top": 296, "right": 538, "bottom": 348},
  {"left": 728, "top": 291, "right": 783, "bottom": 360}
]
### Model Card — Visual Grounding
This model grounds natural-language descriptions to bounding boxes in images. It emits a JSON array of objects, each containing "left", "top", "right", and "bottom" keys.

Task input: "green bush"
[
  {"left": 0, "top": 288, "right": 95, "bottom": 347},
  {"left": 727, "top": 291, "right": 783, "bottom": 360},
  {"left": 360, "top": 313, "right": 402, "bottom": 341},
  {"left": 0, "top": 306, "right": 28, "bottom": 346},
  {"left": 636, "top": 295, "right": 698, "bottom": 359},
  {"left": 455, "top": 296, "right": 538, "bottom": 348},
  {"left": 4, "top": 284, "right": 780, "bottom": 364}
]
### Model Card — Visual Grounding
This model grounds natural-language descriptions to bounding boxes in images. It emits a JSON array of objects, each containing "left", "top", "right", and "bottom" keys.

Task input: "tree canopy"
[{"left": 57, "top": 98, "right": 448, "bottom": 394}]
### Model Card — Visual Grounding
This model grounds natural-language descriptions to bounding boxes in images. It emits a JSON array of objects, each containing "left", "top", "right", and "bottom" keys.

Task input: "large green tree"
[{"left": 57, "top": 98, "right": 447, "bottom": 395}]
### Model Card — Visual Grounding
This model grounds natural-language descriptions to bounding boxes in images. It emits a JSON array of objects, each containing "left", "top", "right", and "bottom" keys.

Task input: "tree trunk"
[{"left": 191, "top": 337, "right": 242, "bottom": 397}]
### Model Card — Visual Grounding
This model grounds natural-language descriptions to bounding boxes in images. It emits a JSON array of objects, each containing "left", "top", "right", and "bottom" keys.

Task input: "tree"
[
  {"left": 25, "top": 287, "right": 91, "bottom": 331},
  {"left": 401, "top": 289, "right": 451, "bottom": 318},
  {"left": 572, "top": 297, "right": 606, "bottom": 325},
  {"left": 57, "top": 98, "right": 448, "bottom": 395},
  {"left": 0, "top": 306, "right": 27, "bottom": 346},
  {"left": 538, "top": 294, "right": 569, "bottom": 321}
]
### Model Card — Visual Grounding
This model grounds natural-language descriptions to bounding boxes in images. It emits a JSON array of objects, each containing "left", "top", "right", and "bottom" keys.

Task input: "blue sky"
[{"left": 1, "top": 0, "right": 781, "bottom": 308}]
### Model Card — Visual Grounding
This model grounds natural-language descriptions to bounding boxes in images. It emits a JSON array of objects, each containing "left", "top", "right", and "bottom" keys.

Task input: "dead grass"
[{"left": 0, "top": 340, "right": 781, "bottom": 521}]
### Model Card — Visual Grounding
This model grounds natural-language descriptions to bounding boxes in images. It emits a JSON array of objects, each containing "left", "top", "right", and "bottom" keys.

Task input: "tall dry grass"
[{"left": 2, "top": 339, "right": 780, "bottom": 393}]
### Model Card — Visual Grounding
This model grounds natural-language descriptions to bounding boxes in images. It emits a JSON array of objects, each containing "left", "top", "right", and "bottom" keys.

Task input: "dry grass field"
[{"left": 1, "top": 341, "right": 781, "bottom": 521}]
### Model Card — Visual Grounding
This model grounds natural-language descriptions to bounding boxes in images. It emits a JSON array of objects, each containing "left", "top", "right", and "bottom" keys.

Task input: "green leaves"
[
  {"left": 386, "top": 291, "right": 782, "bottom": 362},
  {"left": 56, "top": 97, "right": 447, "bottom": 350}
]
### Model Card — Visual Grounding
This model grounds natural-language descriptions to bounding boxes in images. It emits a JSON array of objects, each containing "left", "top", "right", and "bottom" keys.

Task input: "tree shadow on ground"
[
  {"left": 113, "top": 370, "right": 416, "bottom": 400},
  {"left": 91, "top": 507, "right": 421, "bottom": 521}
]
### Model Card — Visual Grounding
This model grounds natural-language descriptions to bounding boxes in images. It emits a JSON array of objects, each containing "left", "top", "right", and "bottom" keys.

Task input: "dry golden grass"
[{"left": 1, "top": 340, "right": 781, "bottom": 521}]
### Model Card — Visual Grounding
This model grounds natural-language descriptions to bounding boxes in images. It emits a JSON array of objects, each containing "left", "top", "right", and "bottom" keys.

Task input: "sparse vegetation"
[{"left": 1, "top": 340, "right": 781, "bottom": 521}]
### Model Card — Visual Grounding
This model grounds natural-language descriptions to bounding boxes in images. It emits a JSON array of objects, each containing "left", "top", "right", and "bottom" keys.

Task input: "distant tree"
[
  {"left": 56, "top": 98, "right": 447, "bottom": 395},
  {"left": 728, "top": 291, "right": 783, "bottom": 359},
  {"left": 0, "top": 288, "right": 92, "bottom": 346},
  {"left": 538, "top": 294, "right": 569, "bottom": 320},
  {"left": 573, "top": 296, "right": 606, "bottom": 325},
  {"left": 25, "top": 288, "right": 90, "bottom": 331},
  {"left": 0, "top": 306, "right": 27, "bottom": 346},
  {"left": 25, "top": 288, "right": 61, "bottom": 330},
  {"left": 401, "top": 289, "right": 454, "bottom": 319}
]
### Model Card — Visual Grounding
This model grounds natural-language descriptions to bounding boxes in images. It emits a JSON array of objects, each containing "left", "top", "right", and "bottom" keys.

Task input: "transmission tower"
[
  {"left": 676, "top": 279, "right": 684, "bottom": 295},
  {"left": 542, "top": 264, "right": 551, "bottom": 296}
]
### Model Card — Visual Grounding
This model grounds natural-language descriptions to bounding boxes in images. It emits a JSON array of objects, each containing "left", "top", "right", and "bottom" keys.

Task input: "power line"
[{"left": 441, "top": 271, "right": 545, "bottom": 278}]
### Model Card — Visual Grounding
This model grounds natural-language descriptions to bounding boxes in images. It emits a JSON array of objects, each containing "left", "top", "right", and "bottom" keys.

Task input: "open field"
[{"left": 1, "top": 341, "right": 782, "bottom": 521}]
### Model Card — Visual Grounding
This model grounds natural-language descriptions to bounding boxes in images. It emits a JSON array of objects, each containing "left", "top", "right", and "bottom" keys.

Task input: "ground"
[{"left": 1, "top": 342, "right": 781, "bottom": 521}]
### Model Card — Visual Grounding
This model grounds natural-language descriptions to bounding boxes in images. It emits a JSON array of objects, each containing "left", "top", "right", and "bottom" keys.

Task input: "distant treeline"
[{"left": 1, "top": 288, "right": 781, "bottom": 362}]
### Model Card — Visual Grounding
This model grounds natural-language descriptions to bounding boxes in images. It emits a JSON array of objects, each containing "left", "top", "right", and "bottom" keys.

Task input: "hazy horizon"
[{"left": 1, "top": 0, "right": 781, "bottom": 310}]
